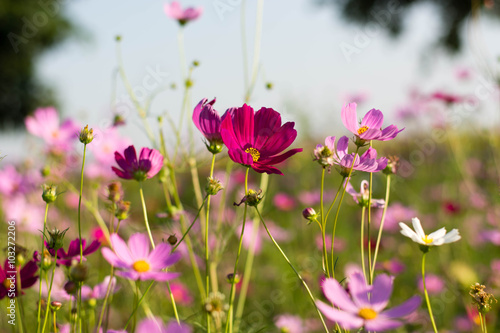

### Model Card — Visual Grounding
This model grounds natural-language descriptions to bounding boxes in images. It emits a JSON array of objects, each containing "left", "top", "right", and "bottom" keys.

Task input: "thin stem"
[
  {"left": 53, "top": 309, "right": 57, "bottom": 333},
  {"left": 123, "top": 281, "right": 155, "bottom": 330},
  {"left": 320, "top": 168, "right": 330, "bottom": 277},
  {"left": 78, "top": 143, "right": 87, "bottom": 263},
  {"left": 16, "top": 298, "right": 24, "bottom": 333},
  {"left": 139, "top": 183, "right": 155, "bottom": 249},
  {"left": 370, "top": 175, "right": 391, "bottom": 282},
  {"left": 360, "top": 206, "right": 367, "bottom": 280},
  {"left": 37, "top": 203, "right": 49, "bottom": 333},
  {"left": 172, "top": 196, "right": 208, "bottom": 252},
  {"left": 205, "top": 153, "right": 217, "bottom": 333},
  {"left": 422, "top": 252, "right": 438, "bottom": 333},
  {"left": 41, "top": 261, "right": 57, "bottom": 333},
  {"left": 96, "top": 268, "right": 114, "bottom": 332},
  {"left": 226, "top": 168, "right": 250, "bottom": 333},
  {"left": 255, "top": 207, "right": 329, "bottom": 333},
  {"left": 367, "top": 141, "right": 374, "bottom": 284},
  {"left": 167, "top": 282, "right": 181, "bottom": 325},
  {"left": 329, "top": 176, "right": 347, "bottom": 277}
]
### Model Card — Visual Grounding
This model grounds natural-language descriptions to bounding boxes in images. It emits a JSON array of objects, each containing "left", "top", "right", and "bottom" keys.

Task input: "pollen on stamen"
[
  {"left": 422, "top": 235, "right": 434, "bottom": 244},
  {"left": 132, "top": 260, "right": 150, "bottom": 273},
  {"left": 357, "top": 126, "right": 369, "bottom": 135},
  {"left": 245, "top": 147, "right": 261, "bottom": 162},
  {"left": 358, "top": 308, "right": 377, "bottom": 320}
]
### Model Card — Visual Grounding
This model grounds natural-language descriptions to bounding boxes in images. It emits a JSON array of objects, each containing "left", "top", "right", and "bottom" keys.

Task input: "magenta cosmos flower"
[
  {"left": 193, "top": 98, "right": 225, "bottom": 153},
  {"left": 341, "top": 103, "right": 403, "bottom": 145},
  {"left": 164, "top": 1, "right": 202, "bottom": 25},
  {"left": 49, "top": 238, "right": 101, "bottom": 266},
  {"left": 0, "top": 259, "right": 38, "bottom": 299},
  {"left": 328, "top": 136, "right": 387, "bottom": 176},
  {"left": 317, "top": 270, "right": 421, "bottom": 331},
  {"left": 221, "top": 104, "right": 302, "bottom": 175},
  {"left": 102, "top": 233, "right": 181, "bottom": 281},
  {"left": 112, "top": 145, "right": 164, "bottom": 181},
  {"left": 25, "top": 107, "right": 80, "bottom": 152}
]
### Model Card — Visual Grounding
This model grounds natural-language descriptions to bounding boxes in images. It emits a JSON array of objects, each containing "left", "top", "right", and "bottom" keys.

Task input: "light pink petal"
[
  {"left": 127, "top": 233, "right": 151, "bottom": 260},
  {"left": 140, "top": 271, "right": 181, "bottom": 282},
  {"left": 335, "top": 136, "right": 349, "bottom": 160},
  {"left": 341, "top": 103, "right": 359, "bottom": 133},
  {"left": 381, "top": 295, "right": 421, "bottom": 318},
  {"left": 325, "top": 136, "right": 335, "bottom": 151},
  {"left": 361, "top": 109, "right": 384, "bottom": 129},
  {"left": 370, "top": 274, "right": 393, "bottom": 311},
  {"left": 110, "top": 234, "right": 133, "bottom": 264},
  {"left": 348, "top": 270, "right": 371, "bottom": 308},
  {"left": 316, "top": 301, "right": 363, "bottom": 330},
  {"left": 364, "top": 317, "right": 402, "bottom": 331},
  {"left": 321, "top": 278, "right": 359, "bottom": 313},
  {"left": 101, "top": 247, "right": 130, "bottom": 269}
]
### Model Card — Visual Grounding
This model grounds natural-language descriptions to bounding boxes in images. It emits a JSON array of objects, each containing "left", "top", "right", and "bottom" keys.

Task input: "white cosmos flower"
[{"left": 399, "top": 217, "right": 461, "bottom": 246}]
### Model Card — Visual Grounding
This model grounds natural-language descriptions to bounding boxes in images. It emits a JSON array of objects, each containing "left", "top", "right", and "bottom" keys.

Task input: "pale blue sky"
[{"left": 3, "top": 0, "right": 500, "bottom": 160}]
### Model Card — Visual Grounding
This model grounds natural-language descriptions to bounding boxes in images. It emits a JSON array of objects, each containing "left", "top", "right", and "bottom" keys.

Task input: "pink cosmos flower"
[
  {"left": 49, "top": 238, "right": 101, "bottom": 266},
  {"left": 81, "top": 276, "right": 118, "bottom": 301},
  {"left": 273, "top": 192, "right": 296, "bottom": 211},
  {"left": 164, "top": 1, "right": 202, "bottom": 25},
  {"left": 192, "top": 98, "right": 225, "bottom": 153},
  {"left": 25, "top": 107, "right": 80, "bottom": 152},
  {"left": 102, "top": 233, "right": 181, "bottom": 281},
  {"left": 274, "top": 314, "right": 306, "bottom": 333},
  {"left": 417, "top": 274, "right": 445, "bottom": 295},
  {"left": 136, "top": 317, "right": 192, "bottom": 333},
  {"left": 374, "top": 202, "right": 417, "bottom": 232},
  {"left": 0, "top": 259, "right": 38, "bottom": 299},
  {"left": 221, "top": 104, "right": 302, "bottom": 175},
  {"left": 112, "top": 145, "right": 164, "bottom": 181},
  {"left": 341, "top": 103, "right": 403, "bottom": 145},
  {"left": 317, "top": 270, "right": 421, "bottom": 331},
  {"left": 87, "top": 127, "right": 131, "bottom": 179},
  {"left": 328, "top": 136, "right": 387, "bottom": 176},
  {"left": 0, "top": 165, "right": 38, "bottom": 195},
  {"left": 169, "top": 282, "right": 193, "bottom": 305},
  {"left": 345, "top": 179, "right": 385, "bottom": 208}
]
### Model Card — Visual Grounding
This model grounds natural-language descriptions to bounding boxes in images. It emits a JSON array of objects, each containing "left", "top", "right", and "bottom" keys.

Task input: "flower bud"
[
  {"left": 113, "top": 114, "right": 125, "bottom": 127},
  {"left": 79, "top": 125, "right": 94, "bottom": 144},
  {"left": 46, "top": 227, "right": 69, "bottom": 251},
  {"left": 115, "top": 200, "right": 131, "bottom": 221},
  {"left": 302, "top": 208, "right": 319, "bottom": 224},
  {"left": 234, "top": 189, "right": 264, "bottom": 207},
  {"left": 107, "top": 182, "right": 122, "bottom": 203},
  {"left": 64, "top": 280, "right": 78, "bottom": 295},
  {"left": 206, "top": 177, "right": 223, "bottom": 196},
  {"left": 383, "top": 155, "right": 400, "bottom": 175},
  {"left": 40, "top": 249, "right": 53, "bottom": 270},
  {"left": 50, "top": 301, "right": 62, "bottom": 311},
  {"left": 70, "top": 262, "right": 89, "bottom": 282},
  {"left": 265, "top": 82, "right": 273, "bottom": 90},
  {"left": 313, "top": 145, "right": 333, "bottom": 168},
  {"left": 42, "top": 184, "right": 58, "bottom": 203},
  {"left": 167, "top": 234, "right": 178, "bottom": 245},
  {"left": 41, "top": 166, "right": 50, "bottom": 177},
  {"left": 185, "top": 79, "right": 193, "bottom": 88},
  {"left": 226, "top": 273, "right": 241, "bottom": 284},
  {"left": 206, "top": 141, "right": 224, "bottom": 154},
  {"left": 192, "top": 60, "right": 200, "bottom": 67}
]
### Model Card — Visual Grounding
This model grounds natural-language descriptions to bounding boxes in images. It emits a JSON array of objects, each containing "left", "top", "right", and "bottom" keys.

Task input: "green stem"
[
  {"left": 422, "top": 252, "right": 438, "bottom": 333},
  {"left": 96, "top": 269, "right": 115, "bottom": 332},
  {"left": 172, "top": 196, "right": 208, "bottom": 252},
  {"left": 226, "top": 168, "right": 250, "bottom": 333},
  {"left": 53, "top": 309, "right": 57, "bottom": 333},
  {"left": 41, "top": 261, "right": 57, "bottom": 333},
  {"left": 255, "top": 207, "right": 329, "bottom": 333},
  {"left": 360, "top": 206, "right": 367, "bottom": 280},
  {"left": 367, "top": 141, "right": 374, "bottom": 284},
  {"left": 16, "top": 298, "right": 23, "bottom": 333},
  {"left": 37, "top": 203, "right": 49, "bottom": 333},
  {"left": 139, "top": 183, "right": 155, "bottom": 249},
  {"left": 78, "top": 144, "right": 87, "bottom": 263},
  {"left": 205, "top": 154, "right": 216, "bottom": 333},
  {"left": 319, "top": 168, "right": 330, "bottom": 277},
  {"left": 123, "top": 281, "right": 155, "bottom": 331},
  {"left": 370, "top": 174, "right": 391, "bottom": 282}
]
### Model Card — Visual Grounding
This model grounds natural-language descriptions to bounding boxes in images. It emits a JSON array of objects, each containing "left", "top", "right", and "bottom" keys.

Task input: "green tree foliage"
[{"left": 0, "top": 0, "right": 77, "bottom": 127}]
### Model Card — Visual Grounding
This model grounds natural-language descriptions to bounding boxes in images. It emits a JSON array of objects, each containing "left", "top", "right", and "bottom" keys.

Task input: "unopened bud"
[
  {"left": 234, "top": 189, "right": 264, "bottom": 207},
  {"left": 167, "top": 234, "right": 177, "bottom": 245},
  {"left": 302, "top": 208, "right": 319, "bottom": 224},
  {"left": 185, "top": 79, "right": 193, "bottom": 88},
  {"left": 115, "top": 200, "right": 131, "bottom": 220},
  {"left": 79, "top": 125, "right": 94, "bottom": 144},
  {"left": 50, "top": 301, "right": 62, "bottom": 311},
  {"left": 42, "top": 184, "right": 58, "bottom": 203},
  {"left": 313, "top": 145, "right": 333, "bottom": 168},
  {"left": 113, "top": 114, "right": 125, "bottom": 127},
  {"left": 192, "top": 60, "right": 200, "bottom": 67},
  {"left": 107, "top": 182, "right": 122, "bottom": 203},
  {"left": 46, "top": 227, "right": 69, "bottom": 251},
  {"left": 70, "top": 262, "right": 89, "bottom": 282},
  {"left": 206, "top": 177, "right": 223, "bottom": 196},
  {"left": 41, "top": 166, "right": 50, "bottom": 177},
  {"left": 265, "top": 82, "right": 273, "bottom": 90},
  {"left": 226, "top": 273, "right": 241, "bottom": 284},
  {"left": 64, "top": 281, "right": 78, "bottom": 295}
]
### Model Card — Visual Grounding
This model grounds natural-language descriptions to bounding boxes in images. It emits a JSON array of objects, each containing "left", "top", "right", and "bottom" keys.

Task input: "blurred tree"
[
  {"left": 0, "top": 0, "right": 77, "bottom": 128},
  {"left": 316, "top": 0, "right": 500, "bottom": 52}
]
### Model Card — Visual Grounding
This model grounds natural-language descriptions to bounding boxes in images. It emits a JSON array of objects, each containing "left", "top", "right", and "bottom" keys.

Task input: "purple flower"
[
  {"left": 417, "top": 274, "right": 445, "bottom": 295},
  {"left": 25, "top": 107, "right": 80, "bottom": 152},
  {"left": 316, "top": 269, "right": 421, "bottom": 331},
  {"left": 273, "top": 192, "right": 296, "bottom": 211},
  {"left": 329, "top": 136, "right": 387, "bottom": 176},
  {"left": 192, "top": 98, "right": 225, "bottom": 153},
  {"left": 345, "top": 179, "right": 385, "bottom": 208},
  {"left": 51, "top": 238, "right": 101, "bottom": 266},
  {"left": 87, "top": 127, "right": 131, "bottom": 179},
  {"left": 0, "top": 259, "right": 38, "bottom": 299},
  {"left": 221, "top": 104, "right": 302, "bottom": 175},
  {"left": 274, "top": 314, "right": 306, "bottom": 333},
  {"left": 341, "top": 103, "right": 403, "bottom": 145},
  {"left": 112, "top": 145, "right": 164, "bottom": 181},
  {"left": 81, "top": 276, "right": 118, "bottom": 301},
  {"left": 101, "top": 233, "right": 181, "bottom": 281},
  {"left": 137, "top": 317, "right": 192, "bottom": 333},
  {"left": 164, "top": 1, "right": 202, "bottom": 25},
  {"left": 374, "top": 202, "right": 417, "bottom": 232}
]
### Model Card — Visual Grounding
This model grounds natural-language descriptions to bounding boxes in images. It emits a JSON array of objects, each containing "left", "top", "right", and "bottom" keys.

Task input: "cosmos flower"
[
  {"left": 399, "top": 217, "right": 461, "bottom": 246},
  {"left": 220, "top": 104, "right": 302, "bottom": 175},
  {"left": 112, "top": 145, "right": 164, "bottom": 181},
  {"left": 49, "top": 238, "right": 101, "bottom": 266},
  {"left": 136, "top": 317, "right": 192, "bottom": 333},
  {"left": 329, "top": 136, "right": 387, "bottom": 176},
  {"left": 192, "top": 98, "right": 225, "bottom": 153},
  {"left": 81, "top": 276, "right": 118, "bottom": 301},
  {"left": 87, "top": 127, "right": 131, "bottom": 179},
  {"left": 102, "top": 233, "right": 181, "bottom": 281},
  {"left": 164, "top": 1, "right": 202, "bottom": 25},
  {"left": 0, "top": 259, "right": 38, "bottom": 299},
  {"left": 345, "top": 179, "right": 385, "bottom": 208},
  {"left": 341, "top": 103, "right": 403, "bottom": 144},
  {"left": 274, "top": 314, "right": 306, "bottom": 333},
  {"left": 25, "top": 107, "right": 80, "bottom": 152},
  {"left": 316, "top": 269, "right": 421, "bottom": 331}
]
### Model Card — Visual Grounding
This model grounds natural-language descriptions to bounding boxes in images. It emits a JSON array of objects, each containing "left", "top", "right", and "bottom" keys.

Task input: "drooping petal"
[
  {"left": 258, "top": 148, "right": 303, "bottom": 166},
  {"left": 82, "top": 240, "right": 101, "bottom": 256},
  {"left": 341, "top": 103, "right": 359, "bottom": 133},
  {"left": 370, "top": 274, "right": 393, "bottom": 311},
  {"left": 140, "top": 271, "right": 181, "bottom": 281},
  {"left": 111, "top": 167, "right": 133, "bottom": 180},
  {"left": 316, "top": 301, "right": 363, "bottom": 330},
  {"left": 116, "top": 270, "right": 140, "bottom": 281},
  {"left": 321, "top": 278, "right": 359, "bottom": 313},
  {"left": 379, "top": 125, "right": 404, "bottom": 141},
  {"left": 227, "top": 148, "right": 254, "bottom": 166},
  {"left": 251, "top": 163, "right": 284, "bottom": 175}
]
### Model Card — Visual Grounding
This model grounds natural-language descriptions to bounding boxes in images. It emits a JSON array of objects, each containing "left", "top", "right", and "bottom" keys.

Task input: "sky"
[{"left": 2, "top": 0, "right": 500, "bottom": 161}]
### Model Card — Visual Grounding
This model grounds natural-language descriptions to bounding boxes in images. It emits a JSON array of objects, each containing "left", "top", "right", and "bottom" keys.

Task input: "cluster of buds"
[
  {"left": 42, "top": 184, "right": 58, "bottom": 203},
  {"left": 234, "top": 189, "right": 264, "bottom": 207},
  {"left": 79, "top": 125, "right": 94, "bottom": 144},
  {"left": 469, "top": 283, "right": 497, "bottom": 314},
  {"left": 313, "top": 144, "right": 333, "bottom": 169},
  {"left": 206, "top": 177, "right": 223, "bottom": 196}
]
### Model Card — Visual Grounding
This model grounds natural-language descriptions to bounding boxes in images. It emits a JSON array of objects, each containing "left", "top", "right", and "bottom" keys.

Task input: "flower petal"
[
  {"left": 411, "top": 217, "right": 426, "bottom": 239},
  {"left": 321, "top": 278, "right": 359, "bottom": 313},
  {"left": 227, "top": 148, "right": 253, "bottom": 166},
  {"left": 253, "top": 107, "right": 282, "bottom": 149},
  {"left": 128, "top": 233, "right": 151, "bottom": 260},
  {"left": 140, "top": 271, "right": 181, "bottom": 282},
  {"left": 348, "top": 270, "right": 371, "bottom": 308},
  {"left": 101, "top": 248, "right": 130, "bottom": 269},
  {"left": 148, "top": 243, "right": 181, "bottom": 269},
  {"left": 336, "top": 136, "right": 350, "bottom": 160},
  {"left": 341, "top": 103, "right": 359, "bottom": 134},
  {"left": 258, "top": 122, "right": 297, "bottom": 157},
  {"left": 370, "top": 274, "right": 393, "bottom": 311},
  {"left": 316, "top": 300, "right": 363, "bottom": 330},
  {"left": 381, "top": 295, "right": 421, "bottom": 318},
  {"left": 110, "top": 234, "right": 133, "bottom": 264},
  {"left": 364, "top": 317, "right": 402, "bottom": 331},
  {"left": 361, "top": 109, "right": 384, "bottom": 129},
  {"left": 427, "top": 228, "right": 447, "bottom": 241},
  {"left": 442, "top": 229, "right": 461, "bottom": 244},
  {"left": 399, "top": 222, "right": 422, "bottom": 244},
  {"left": 232, "top": 104, "right": 255, "bottom": 148}
]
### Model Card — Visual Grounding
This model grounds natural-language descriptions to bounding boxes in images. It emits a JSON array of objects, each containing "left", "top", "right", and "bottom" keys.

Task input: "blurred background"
[{"left": 1, "top": 0, "right": 500, "bottom": 159}]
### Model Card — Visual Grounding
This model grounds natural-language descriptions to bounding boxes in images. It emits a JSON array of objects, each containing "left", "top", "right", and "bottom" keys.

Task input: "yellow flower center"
[
  {"left": 358, "top": 308, "right": 377, "bottom": 320},
  {"left": 3, "top": 278, "right": 13, "bottom": 289},
  {"left": 132, "top": 260, "right": 150, "bottom": 273},
  {"left": 245, "top": 147, "right": 260, "bottom": 162},
  {"left": 357, "top": 126, "right": 369, "bottom": 135},
  {"left": 422, "top": 235, "right": 434, "bottom": 244}
]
